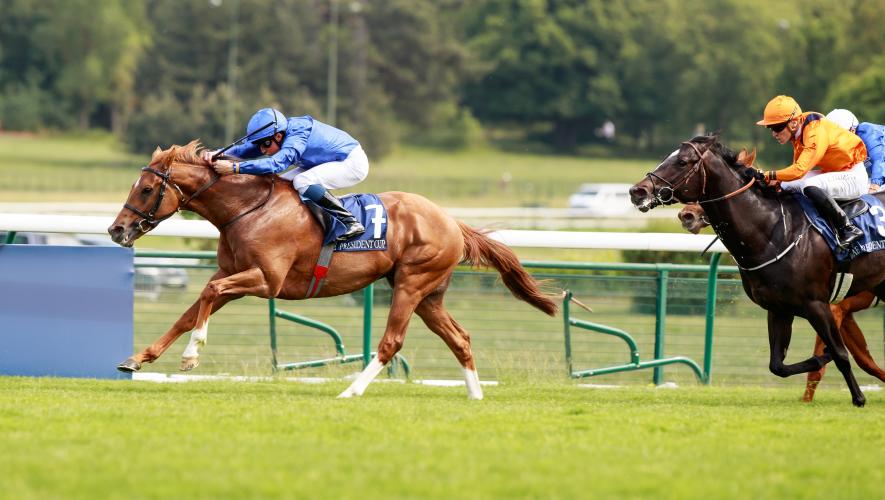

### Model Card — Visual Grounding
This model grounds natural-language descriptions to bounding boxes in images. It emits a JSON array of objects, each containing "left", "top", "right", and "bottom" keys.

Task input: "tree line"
[{"left": 1, "top": 0, "right": 883, "bottom": 158}]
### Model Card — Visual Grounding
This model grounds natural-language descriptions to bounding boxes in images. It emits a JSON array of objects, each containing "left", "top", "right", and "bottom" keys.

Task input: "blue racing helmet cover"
[{"left": 245, "top": 108, "right": 287, "bottom": 143}]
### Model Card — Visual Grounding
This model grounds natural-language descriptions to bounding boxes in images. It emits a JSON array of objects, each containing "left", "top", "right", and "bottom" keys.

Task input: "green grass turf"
[{"left": 0, "top": 377, "right": 881, "bottom": 499}]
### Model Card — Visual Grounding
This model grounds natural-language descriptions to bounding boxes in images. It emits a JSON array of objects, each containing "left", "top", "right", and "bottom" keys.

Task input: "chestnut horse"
[
  {"left": 678, "top": 203, "right": 885, "bottom": 401},
  {"left": 630, "top": 134, "right": 885, "bottom": 406},
  {"left": 108, "top": 141, "right": 557, "bottom": 399}
]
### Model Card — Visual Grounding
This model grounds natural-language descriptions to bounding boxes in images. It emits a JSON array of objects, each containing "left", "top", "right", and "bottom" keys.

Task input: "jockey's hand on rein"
[
  {"left": 749, "top": 168, "right": 779, "bottom": 192},
  {"left": 201, "top": 150, "right": 218, "bottom": 163},
  {"left": 213, "top": 159, "right": 237, "bottom": 175},
  {"left": 751, "top": 168, "right": 767, "bottom": 184}
]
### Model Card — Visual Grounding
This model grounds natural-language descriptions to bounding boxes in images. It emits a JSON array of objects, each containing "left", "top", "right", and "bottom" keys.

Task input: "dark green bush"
[{"left": 0, "top": 83, "right": 55, "bottom": 131}]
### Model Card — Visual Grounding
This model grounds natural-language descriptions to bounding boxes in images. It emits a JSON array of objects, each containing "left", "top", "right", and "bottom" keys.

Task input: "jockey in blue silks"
[
  {"left": 208, "top": 108, "right": 368, "bottom": 241},
  {"left": 827, "top": 109, "right": 885, "bottom": 194}
]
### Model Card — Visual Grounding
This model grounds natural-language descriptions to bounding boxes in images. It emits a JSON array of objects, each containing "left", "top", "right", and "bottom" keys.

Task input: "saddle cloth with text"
[{"left": 795, "top": 193, "right": 885, "bottom": 264}]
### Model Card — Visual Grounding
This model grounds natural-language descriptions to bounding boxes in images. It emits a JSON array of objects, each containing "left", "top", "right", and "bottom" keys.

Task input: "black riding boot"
[
  {"left": 804, "top": 186, "right": 863, "bottom": 249},
  {"left": 316, "top": 191, "right": 365, "bottom": 242}
]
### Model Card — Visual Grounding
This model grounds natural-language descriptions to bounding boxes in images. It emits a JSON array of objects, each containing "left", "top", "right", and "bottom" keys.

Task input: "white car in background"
[
  {"left": 76, "top": 234, "right": 190, "bottom": 289},
  {"left": 567, "top": 183, "right": 635, "bottom": 216}
]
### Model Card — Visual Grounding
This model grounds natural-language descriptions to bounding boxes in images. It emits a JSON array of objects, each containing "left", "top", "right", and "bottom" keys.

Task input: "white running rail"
[{"left": 0, "top": 212, "right": 728, "bottom": 253}]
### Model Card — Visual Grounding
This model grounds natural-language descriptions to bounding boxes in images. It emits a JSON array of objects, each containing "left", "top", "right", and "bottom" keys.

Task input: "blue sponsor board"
[{"left": 0, "top": 245, "right": 133, "bottom": 379}]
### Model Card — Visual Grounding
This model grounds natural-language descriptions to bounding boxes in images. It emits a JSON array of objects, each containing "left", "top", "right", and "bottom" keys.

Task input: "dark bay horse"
[
  {"left": 630, "top": 135, "right": 885, "bottom": 406},
  {"left": 678, "top": 203, "right": 885, "bottom": 401},
  {"left": 108, "top": 141, "right": 557, "bottom": 399}
]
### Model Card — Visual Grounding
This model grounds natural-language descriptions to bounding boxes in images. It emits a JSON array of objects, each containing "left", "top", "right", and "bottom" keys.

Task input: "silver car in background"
[
  {"left": 2, "top": 232, "right": 190, "bottom": 295},
  {"left": 567, "top": 183, "right": 634, "bottom": 216}
]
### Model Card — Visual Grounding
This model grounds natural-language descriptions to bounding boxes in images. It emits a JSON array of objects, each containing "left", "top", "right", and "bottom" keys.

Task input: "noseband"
[{"left": 123, "top": 164, "right": 220, "bottom": 233}]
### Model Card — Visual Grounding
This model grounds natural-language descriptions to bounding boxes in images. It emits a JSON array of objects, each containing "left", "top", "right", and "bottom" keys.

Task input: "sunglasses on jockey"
[
  {"left": 768, "top": 121, "right": 789, "bottom": 133},
  {"left": 252, "top": 135, "right": 276, "bottom": 149}
]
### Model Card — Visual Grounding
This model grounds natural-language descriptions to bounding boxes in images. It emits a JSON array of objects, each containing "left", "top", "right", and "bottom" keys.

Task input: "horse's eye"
[
  {"left": 677, "top": 159, "right": 687, "bottom": 166},
  {"left": 142, "top": 186, "right": 153, "bottom": 195}
]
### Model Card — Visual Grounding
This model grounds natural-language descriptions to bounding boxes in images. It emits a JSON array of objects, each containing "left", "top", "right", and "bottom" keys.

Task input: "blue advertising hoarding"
[{"left": 0, "top": 245, "right": 133, "bottom": 379}]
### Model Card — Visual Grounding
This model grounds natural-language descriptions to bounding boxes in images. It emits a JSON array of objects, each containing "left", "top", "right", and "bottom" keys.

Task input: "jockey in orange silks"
[{"left": 757, "top": 95, "right": 868, "bottom": 248}]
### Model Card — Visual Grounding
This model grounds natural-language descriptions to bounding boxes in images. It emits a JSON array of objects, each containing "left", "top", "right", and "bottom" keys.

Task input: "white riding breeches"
[
  {"left": 780, "top": 162, "right": 868, "bottom": 200},
  {"left": 281, "top": 145, "right": 369, "bottom": 194}
]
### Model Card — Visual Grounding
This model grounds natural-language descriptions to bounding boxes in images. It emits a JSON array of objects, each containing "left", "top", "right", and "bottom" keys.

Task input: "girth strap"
[
  {"left": 305, "top": 243, "right": 336, "bottom": 299},
  {"left": 829, "top": 273, "right": 854, "bottom": 304}
]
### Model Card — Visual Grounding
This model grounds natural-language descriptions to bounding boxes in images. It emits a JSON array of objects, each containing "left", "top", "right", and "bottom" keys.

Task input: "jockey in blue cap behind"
[
  {"left": 207, "top": 108, "right": 367, "bottom": 241},
  {"left": 827, "top": 108, "right": 885, "bottom": 194}
]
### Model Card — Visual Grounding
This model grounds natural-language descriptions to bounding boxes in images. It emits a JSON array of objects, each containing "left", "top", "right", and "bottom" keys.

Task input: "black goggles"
[
  {"left": 768, "top": 121, "right": 789, "bottom": 133},
  {"left": 252, "top": 136, "right": 275, "bottom": 149}
]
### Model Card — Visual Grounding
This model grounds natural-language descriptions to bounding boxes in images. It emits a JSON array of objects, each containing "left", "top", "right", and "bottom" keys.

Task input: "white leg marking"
[
  {"left": 182, "top": 319, "right": 209, "bottom": 359},
  {"left": 338, "top": 357, "right": 386, "bottom": 398},
  {"left": 463, "top": 367, "right": 484, "bottom": 400}
]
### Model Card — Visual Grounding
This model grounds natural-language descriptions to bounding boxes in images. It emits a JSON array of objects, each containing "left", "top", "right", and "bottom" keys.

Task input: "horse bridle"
[
  {"left": 644, "top": 141, "right": 756, "bottom": 207},
  {"left": 644, "top": 141, "right": 708, "bottom": 206},
  {"left": 123, "top": 163, "right": 220, "bottom": 233}
]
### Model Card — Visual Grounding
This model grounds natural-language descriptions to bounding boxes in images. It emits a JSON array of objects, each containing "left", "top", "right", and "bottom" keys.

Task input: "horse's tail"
[{"left": 458, "top": 222, "right": 558, "bottom": 316}]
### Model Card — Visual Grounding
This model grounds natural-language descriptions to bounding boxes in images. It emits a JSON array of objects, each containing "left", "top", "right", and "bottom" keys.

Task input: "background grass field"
[
  {"left": 1, "top": 377, "right": 882, "bottom": 499},
  {"left": 0, "top": 133, "right": 655, "bottom": 207}
]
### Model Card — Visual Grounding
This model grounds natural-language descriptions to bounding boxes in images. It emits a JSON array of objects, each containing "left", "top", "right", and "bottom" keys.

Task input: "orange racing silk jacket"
[{"left": 772, "top": 112, "right": 867, "bottom": 181}]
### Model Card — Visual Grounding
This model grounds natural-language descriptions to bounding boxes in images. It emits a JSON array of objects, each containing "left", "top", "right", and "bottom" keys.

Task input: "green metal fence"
[{"left": 131, "top": 250, "right": 885, "bottom": 388}]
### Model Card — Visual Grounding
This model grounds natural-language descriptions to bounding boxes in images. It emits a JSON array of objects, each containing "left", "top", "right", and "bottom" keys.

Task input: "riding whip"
[{"left": 211, "top": 121, "right": 274, "bottom": 161}]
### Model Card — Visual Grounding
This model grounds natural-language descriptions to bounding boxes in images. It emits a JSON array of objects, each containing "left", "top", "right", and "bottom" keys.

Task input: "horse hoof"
[
  {"left": 117, "top": 358, "right": 142, "bottom": 372},
  {"left": 853, "top": 395, "right": 866, "bottom": 408},
  {"left": 180, "top": 357, "right": 200, "bottom": 372}
]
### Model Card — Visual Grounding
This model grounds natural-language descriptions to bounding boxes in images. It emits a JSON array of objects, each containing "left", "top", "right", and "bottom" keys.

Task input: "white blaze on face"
[{"left": 654, "top": 149, "right": 679, "bottom": 171}]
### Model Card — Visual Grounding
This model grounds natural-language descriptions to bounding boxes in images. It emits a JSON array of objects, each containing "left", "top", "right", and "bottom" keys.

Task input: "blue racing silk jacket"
[
  {"left": 858, "top": 122, "right": 885, "bottom": 186},
  {"left": 227, "top": 115, "right": 359, "bottom": 175}
]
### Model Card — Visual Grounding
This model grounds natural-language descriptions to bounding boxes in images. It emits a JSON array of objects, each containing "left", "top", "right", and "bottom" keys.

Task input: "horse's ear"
[
  {"left": 746, "top": 148, "right": 757, "bottom": 167},
  {"left": 152, "top": 146, "right": 162, "bottom": 158},
  {"left": 737, "top": 148, "right": 757, "bottom": 167}
]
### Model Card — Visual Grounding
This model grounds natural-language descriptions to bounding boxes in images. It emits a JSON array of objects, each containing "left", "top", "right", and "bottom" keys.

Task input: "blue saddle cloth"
[
  {"left": 795, "top": 193, "right": 885, "bottom": 263},
  {"left": 306, "top": 193, "right": 388, "bottom": 251}
]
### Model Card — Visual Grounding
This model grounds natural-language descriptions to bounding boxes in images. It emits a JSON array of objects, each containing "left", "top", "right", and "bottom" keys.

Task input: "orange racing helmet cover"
[{"left": 757, "top": 95, "right": 802, "bottom": 126}]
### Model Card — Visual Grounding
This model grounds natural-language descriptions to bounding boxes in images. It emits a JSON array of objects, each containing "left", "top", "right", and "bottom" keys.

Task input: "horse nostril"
[
  {"left": 629, "top": 185, "right": 647, "bottom": 199},
  {"left": 108, "top": 224, "right": 123, "bottom": 238}
]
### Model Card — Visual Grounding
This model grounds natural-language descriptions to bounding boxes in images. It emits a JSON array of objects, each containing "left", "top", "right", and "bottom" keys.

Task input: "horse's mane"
[
  {"left": 687, "top": 134, "right": 740, "bottom": 167},
  {"left": 153, "top": 140, "right": 208, "bottom": 167},
  {"left": 689, "top": 134, "right": 778, "bottom": 198},
  {"left": 150, "top": 140, "right": 276, "bottom": 196}
]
